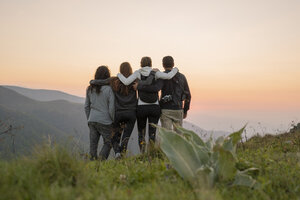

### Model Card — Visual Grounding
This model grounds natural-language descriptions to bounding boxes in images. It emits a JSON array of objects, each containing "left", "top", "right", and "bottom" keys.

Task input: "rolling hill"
[
  {"left": 0, "top": 86, "right": 88, "bottom": 158},
  {"left": 3, "top": 85, "right": 85, "bottom": 104},
  {"left": 0, "top": 85, "right": 228, "bottom": 159}
]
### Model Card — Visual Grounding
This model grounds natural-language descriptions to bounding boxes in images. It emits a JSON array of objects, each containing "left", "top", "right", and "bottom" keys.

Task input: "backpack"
[{"left": 138, "top": 72, "right": 158, "bottom": 103}]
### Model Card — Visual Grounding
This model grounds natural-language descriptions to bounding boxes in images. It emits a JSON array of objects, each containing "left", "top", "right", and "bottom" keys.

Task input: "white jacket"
[{"left": 117, "top": 67, "right": 178, "bottom": 85}]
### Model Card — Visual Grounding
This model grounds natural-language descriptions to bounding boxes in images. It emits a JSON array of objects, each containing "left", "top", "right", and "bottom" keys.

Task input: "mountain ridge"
[
  {"left": 0, "top": 86, "right": 89, "bottom": 158},
  {"left": 0, "top": 85, "right": 229, "bottom": 158},
  {"left": 3, "top": 85, "right": 85, "bottom": 104}
]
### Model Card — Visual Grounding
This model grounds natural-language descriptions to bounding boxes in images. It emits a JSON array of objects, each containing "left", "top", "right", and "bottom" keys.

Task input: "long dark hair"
[
  {"left": 89, "top": 66, "right": 111, "bottom": 94},
  {"left": 111, "top": 62, "right": 133, "bottom": 95}
]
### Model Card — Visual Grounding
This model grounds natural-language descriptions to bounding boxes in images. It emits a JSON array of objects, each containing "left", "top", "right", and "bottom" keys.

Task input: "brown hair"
[
  {"left": 89, "top": 65, "right": 111, "bottom": 94},
  {"left": 111, "top": 62, "right": 134, "bottom": 95},
  {"left": 162, "top": 56, "right": 174, "bottom": 68},
  {"left": 140, "top": 56, "right": 152, "bottom": 67}
]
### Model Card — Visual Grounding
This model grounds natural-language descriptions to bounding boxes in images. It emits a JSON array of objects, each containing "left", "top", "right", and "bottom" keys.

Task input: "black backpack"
[{"left": 138, "top": 72, "right": 158, "bottom": 103}]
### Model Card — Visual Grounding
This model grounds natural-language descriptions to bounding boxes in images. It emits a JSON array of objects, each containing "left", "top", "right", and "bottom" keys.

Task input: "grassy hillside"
[
  {"left": 0, "top": 105, "right": 67, "bottom": 157},
  {"left": 1, "top": 130, "right": 300, "bottom": 200}
]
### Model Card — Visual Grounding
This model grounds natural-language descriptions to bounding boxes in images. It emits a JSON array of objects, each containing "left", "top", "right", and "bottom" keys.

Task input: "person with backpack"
[
  {"left": 90, "top": 60, "right": 176, "bottom": 156},
  {"left": 117, "top": 57, "right": 178, "bottom": 153},
  {"left": 84, "top": 66, "right": 115, "bottom": 160},
  {"left": 136, "top": 56, "right": 191, "bottom": 132}
]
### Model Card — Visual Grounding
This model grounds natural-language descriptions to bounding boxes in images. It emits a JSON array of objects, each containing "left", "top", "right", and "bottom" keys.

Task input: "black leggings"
[
  {"left": 136, "top": 104, "right": 161, "bottom": 153},
  {"left": 112, "top": 110, "right": 136, "bottom": 154}
]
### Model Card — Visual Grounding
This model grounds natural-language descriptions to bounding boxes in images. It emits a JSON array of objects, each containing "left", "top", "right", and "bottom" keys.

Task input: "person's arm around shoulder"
[
  {"left": 117, "top": 70, "right": 140, "bottom": 85},
  {"left": 89, "top": 77, "right": 112, "bottom": 85},
  {"left": 84, "top": 87, "right": 91, "bottom": 120},
  {"left": 155, "top": 67, "right": 178, "bottom": 80}
]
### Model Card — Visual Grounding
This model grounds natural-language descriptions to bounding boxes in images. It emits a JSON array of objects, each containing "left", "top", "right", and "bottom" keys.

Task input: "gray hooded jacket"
[{"left": 84, "top": 85, "right": 115, "bottom": 125}]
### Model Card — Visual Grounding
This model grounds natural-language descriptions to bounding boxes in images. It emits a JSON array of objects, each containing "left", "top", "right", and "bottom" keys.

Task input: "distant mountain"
[
  {"left": 0, "top": 86, "right": 88, "bottom": 158},
  {"left": 183, "top": 121, "right": 229, "bottom": 140},
  {"left": 3, "top": 85, "right": 85, "bottom": 104},
  {"left": 0, "top": 85, "right": 229, "bottom": 159}
]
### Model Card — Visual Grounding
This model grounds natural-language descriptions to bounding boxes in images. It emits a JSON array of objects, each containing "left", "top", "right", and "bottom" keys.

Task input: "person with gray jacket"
[{"left": 84, "top": 66, "right": 115, "bottom": 160}]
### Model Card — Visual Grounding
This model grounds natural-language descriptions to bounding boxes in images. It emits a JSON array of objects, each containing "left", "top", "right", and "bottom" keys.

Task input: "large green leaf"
[
  {"left": 214, "top": 146, "right": 237, "bottom": 181},
  {"left": 175, "top": 125, "right": 206, "bottom": 147},
  {"left": 228, "top": 126, "right": 245, "bottom": 146},
  {"left": 190, "top": 140, "right": 210, "bottom": 165},
  {"left": 157, "top": 125, "right": 258, "bottom": 189},
  {"left": 222, "top": 138, "right": 235, "bottom": 158},
  {"left": 196, "top": 166, "right": 216, "bottom": 187},
  {"left": 158, "top": 127, "right": 202, "bottom": 181},
  {"left": 233, "top": 170, "right": 260, "bottom": 189},
  {"left": 205, "top": 137, "right": 214, "bottom": 152},
  {"left": 222, "top": 126, "right": 246, "bottom": 158},
  {"left": 215, "top": 136, "right": 225, "bottom": 146}
]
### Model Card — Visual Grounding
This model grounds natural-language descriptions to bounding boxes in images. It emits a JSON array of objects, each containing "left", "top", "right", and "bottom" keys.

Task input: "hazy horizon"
[{"left": 1, "top": 0, "right": 299, "bottom": 134}]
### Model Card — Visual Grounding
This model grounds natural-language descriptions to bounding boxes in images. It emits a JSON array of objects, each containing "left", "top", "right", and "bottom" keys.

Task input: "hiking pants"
[
  {"left": 88, "top": 122, "right": 112, "bottom": 160},
  {"left": 112, "top": 110, "right": 136, "bottom": 153},
  {"left": 160, "top": 109, "right": 183, "bottom": 132},
  {"left": 136, "top": 105, "right": 161, "bottom": 153}
]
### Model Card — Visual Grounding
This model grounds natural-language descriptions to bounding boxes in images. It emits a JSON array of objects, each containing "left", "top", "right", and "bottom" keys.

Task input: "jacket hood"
[{"left": 139, "top": 66, "right": 152, "bottom": 76}]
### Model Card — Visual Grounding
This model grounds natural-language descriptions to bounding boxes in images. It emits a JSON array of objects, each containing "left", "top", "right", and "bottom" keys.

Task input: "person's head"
[
  {"left": 111, "top": 62, "right": 133, "bottom": 95},
  {"left": 162, "top": 56, "right": 174, "bottom": 69},
  {"left": 140, "top": 56, "right": 152, "bottom": 68},
  {"left": 90, "top": 65, "right": 111, "bottom": 94},
  {"left": 119, "top": 62, "right": 133, "bottom": 78},
  {"left": 94, "top": 65, "right": 110, "bottom": 80}
]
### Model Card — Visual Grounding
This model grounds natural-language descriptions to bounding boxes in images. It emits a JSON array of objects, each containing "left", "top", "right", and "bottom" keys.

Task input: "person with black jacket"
[
  {"left": 117, "top": 57, "right": 178, "bottom": 153},
  {"left": 90, "top": 62, "right": 137, "bottom": 158},
  {"left": 136, "top": 56, "right": 191, "bottom": 132}
]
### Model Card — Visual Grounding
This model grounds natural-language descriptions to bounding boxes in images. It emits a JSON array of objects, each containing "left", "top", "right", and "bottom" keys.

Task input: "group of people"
[{"left": 84, "top": 56, "right": 191, "bottom": 160}]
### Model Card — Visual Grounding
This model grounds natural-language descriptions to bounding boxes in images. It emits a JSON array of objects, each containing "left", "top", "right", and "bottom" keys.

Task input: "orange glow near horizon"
[{"left": 1, "top": 0, "right": 300, "bottom": 127}]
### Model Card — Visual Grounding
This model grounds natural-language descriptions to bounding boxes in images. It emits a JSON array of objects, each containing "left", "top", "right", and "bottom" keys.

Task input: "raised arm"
[
  {"left": 155, "top": 67, "right": 178, "bottom": 80},
  {"left": 117, "top": 70, "right": 140, "bottom": 85}
]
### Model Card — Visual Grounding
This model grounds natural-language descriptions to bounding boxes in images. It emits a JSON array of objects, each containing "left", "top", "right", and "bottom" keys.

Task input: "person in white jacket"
[
  {"left": 117, "top": 65, "right": 178, "bottom": 86},
  {"left": 117, "top": 56, "right": 177, "bottom": 153}
]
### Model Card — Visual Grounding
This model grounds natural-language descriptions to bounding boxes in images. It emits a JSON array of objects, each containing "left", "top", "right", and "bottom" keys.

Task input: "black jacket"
[
  {"left": 137, "top": 70, "right": 191, "bottom": 114},
  {"left": 114, "top": 88, "right": 137, "bottom": 111}
]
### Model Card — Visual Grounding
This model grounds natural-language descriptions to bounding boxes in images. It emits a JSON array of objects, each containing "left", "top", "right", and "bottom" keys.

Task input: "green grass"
[{"left": 1, "top": 130, "right": 300, "bottom": 200}]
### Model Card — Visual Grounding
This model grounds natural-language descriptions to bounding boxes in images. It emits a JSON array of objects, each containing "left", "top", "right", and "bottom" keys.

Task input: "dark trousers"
[
  {"left": 112, "top": 110, "right": 136, "bottom": 154},
  {"left": 136, "top": 104, "right": 161, "bottom": 153},
  {"left": 88, "top": 122, "right": 112, "bottom": 160}
]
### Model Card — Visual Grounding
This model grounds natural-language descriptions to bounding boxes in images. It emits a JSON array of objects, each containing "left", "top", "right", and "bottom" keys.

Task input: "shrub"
[{"left": 157, "top": 125, "right": 260, "bottom": 188}]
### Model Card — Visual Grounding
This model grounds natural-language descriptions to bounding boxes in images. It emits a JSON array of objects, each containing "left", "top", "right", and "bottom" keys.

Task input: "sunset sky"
[{"left": 1, "top": 0, "right": 299, "bottom": 133}]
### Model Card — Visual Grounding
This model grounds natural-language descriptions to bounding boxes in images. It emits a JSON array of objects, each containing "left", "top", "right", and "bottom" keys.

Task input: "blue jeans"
[{"left": 88, "top": 122, "right": 112, "bottom": 160}]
